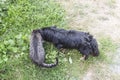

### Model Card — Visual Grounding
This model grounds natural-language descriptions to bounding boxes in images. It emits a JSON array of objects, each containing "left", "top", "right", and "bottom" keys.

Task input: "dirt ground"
[{"left": 57, "top": 0, "right": 120, "bottom": 80}]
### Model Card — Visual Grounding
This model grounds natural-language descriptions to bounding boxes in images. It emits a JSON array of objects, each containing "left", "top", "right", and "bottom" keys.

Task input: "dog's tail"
[
  {"left": 41, "top": 51, "right": 60, "bottom": 68},
  {"left": 41, "top": 57, "right": 58, "bottom": 68}
]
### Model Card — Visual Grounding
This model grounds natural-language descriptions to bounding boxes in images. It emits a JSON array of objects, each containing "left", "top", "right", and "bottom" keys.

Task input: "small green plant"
[{"left": 0, "top": 0, "right": 9, "bottom": 35}]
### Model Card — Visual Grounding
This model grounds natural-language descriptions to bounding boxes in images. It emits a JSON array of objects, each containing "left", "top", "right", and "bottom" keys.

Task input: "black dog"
[{"left": 39, "top": 26, "right": 99, "bottom": 60}]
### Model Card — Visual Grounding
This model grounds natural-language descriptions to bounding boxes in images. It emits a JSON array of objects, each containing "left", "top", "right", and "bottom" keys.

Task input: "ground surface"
[
  {"left": 1, "top": 0, "right": 120, "bottom": 80},
  {"left": 57, "top": 0, "right": 120, "bottom": 80}
]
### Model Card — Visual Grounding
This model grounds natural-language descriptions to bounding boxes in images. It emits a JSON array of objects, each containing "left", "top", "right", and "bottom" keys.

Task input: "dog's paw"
[
  {"left": 80, "top": 57, "right": 85, "bottom": 61},
  {"left": 80, "top": 55, "right": 86, "bottom": 61}
]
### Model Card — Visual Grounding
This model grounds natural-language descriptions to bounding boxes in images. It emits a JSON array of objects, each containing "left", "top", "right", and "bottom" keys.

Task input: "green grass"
[
  {"left": 0, "top": 0, "right": 118, "bottom": 80},
  {"left": 98, "top": 36, "right": 117, "bottom": 62},
  {"left": 0, "top": 0, "right": 66, "bottom": 79},
  {"left": 0, "top": 0, "right": 65, "bottom": 64},
  {"left": 3, "top": 36, "right": 115, "bottom": 80}
]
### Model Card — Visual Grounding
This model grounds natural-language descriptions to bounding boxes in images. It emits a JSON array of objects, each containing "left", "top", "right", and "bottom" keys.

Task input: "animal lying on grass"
[
  {"left": 29, "top": 30, "right": 58, "bottom": 68},
  {"left": 38, "top": 26, "right": 99, "bottom": 60}
]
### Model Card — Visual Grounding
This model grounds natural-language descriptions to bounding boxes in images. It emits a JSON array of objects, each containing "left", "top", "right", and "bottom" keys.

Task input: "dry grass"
[
  {"left": 57, "top": 0, "right": 120, "bottom": 42},
  {"left": 57, "top": 0, "right": 120, "bottom": 80}
]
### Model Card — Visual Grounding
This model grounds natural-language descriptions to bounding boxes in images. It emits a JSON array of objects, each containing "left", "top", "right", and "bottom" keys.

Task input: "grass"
[
  {"left": 0, "top": 0, "right": 67, "bottom": 79},
  {"left": 106, "top": 0, "right": 116, "bottom": 8},
  {"left": 1, "top": 36, "right": 116, "bottom": 80},
  {"left": 0, "top": 0, "right": 65, "bottom": 63},
  {"left": 0, "top": 0, "right": 118, "bottom": 80}
]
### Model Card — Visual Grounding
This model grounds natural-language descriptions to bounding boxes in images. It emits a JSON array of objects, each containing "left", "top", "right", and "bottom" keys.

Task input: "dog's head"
[
  {"left": 84, "top": 33, "right": 99, "bottom": 57},
  {"left": 90, "top": 38, "right": 99, "bottom": 57}
]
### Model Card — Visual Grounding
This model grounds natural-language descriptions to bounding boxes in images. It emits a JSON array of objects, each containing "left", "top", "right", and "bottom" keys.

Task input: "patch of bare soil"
[
  {"left": 83, "top": 70, "right": 93, "bottom": 80},
  {"left": 57, "top": 0, "right": 120, "bottom": 80},
  {"left": 110, "top": 47, "right": 120, "bottom": 75},
  {"left": 57, "top": 0, "right": 120, "bottom": 42}
]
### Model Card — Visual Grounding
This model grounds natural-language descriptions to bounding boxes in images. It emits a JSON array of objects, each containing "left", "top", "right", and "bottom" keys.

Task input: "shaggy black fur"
[{"left": 39, "top": 26, "right": 99, "bottom": 60}]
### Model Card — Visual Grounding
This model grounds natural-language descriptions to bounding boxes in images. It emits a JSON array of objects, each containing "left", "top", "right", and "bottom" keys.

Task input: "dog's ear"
[
  {"left": 85, "top": 37, "right": 90, "bottom": 42},
  {"left": 88, "top": 35, "right": 93, "bottom": 41},
  {"left": 85, "top": 36, "right": 92, "bottom": 42},
  {"left": 85, "top": 32, "right": 93, "bottom": 39}
]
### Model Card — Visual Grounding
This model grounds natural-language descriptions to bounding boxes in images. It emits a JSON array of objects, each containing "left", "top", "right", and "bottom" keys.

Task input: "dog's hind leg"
[
  {"left": 55, "top": 44, "right": 67, "bottom": 54},
  {"left": 55, "top": 44, "right": 63, "bottom": 50}
]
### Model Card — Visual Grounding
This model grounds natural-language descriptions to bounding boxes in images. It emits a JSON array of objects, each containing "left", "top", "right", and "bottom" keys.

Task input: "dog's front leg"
[
  {"left": 79, "top": 47, "right": 90, "bottom": 60},
  {"left": 84, "top": 54, "right": 89, "bottom": 60},
  {"left": 80, "top": 54, "right": 89, "bottom": 60},
  {"left": 80, "top": 55, "right": 85, "bottom": 60}
]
